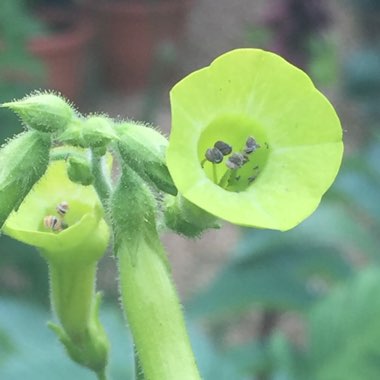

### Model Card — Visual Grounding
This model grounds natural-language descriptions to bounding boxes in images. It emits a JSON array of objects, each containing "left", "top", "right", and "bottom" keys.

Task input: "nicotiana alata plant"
[{"left": 0, "top": 49, "right": 343, "bottom": 380}]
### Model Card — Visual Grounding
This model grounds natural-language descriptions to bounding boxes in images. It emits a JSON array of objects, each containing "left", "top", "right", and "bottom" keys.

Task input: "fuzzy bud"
[
  {"left": 116, "top": 122, "right": 177, "bottom": 196},
  {"left": 67, "top": 155, "right": 94, "bottom": 186},
  {"left": 0, "top": 131, "right": 51, "bottom": 228},
  {"left": 164, "top": 194, "right": 220, "bottom": 238},
  {"left": 59, "top": 116, "right": 118, "bottom": 149},
  {"left": 2, "top": 93, "right": 75, "bottom": 133}
]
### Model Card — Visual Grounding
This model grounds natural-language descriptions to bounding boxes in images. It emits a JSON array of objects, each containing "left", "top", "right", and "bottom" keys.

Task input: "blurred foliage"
[
  {"left": 343, "top": 46, "right": 380, "bottom": 120},
  {"left": 302, "top": 268, "right": 380, "bottom": 380},
  {"left": 0, "top": 236, "right": 48, "bottom": 304},
  {"left": 0, "top": 298, "right": 245, "bottom": 380},
  {"left": 246, "top": 2, "right": 337, "bottom": 86},
  {"left": 0, "top": 0, "right": 47, "bottom": 302},
  {"left": 0, "top": 0, "right": 45, "bottom": 92},
  {"left": 349, "top": 0, "right": 380, "bottom": 12},
  {"left": 188, "top": 235, "right": 353, "bottom": 317}
]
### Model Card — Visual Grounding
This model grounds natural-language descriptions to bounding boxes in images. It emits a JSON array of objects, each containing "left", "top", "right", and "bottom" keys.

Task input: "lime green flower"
[
  {"left": 2, "top": 154, "right": 110, "bottom": 374},
  {"left": 167, "top": 49, "right": 343, "bottom": 231},
  {"left": 3, "top": 158, "right": 109, "bottom": 264}
]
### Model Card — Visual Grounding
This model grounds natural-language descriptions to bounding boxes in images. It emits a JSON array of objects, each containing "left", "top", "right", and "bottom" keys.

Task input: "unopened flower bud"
[
  {"left": 67, "top": 155, "right": 94, "bottom": 186},
  {"left": 2, "top": 92, "right": 75, "bottom": 133},
  {"left": 0, "top": 131, "right": 51, "bottom": 228},
  {"left": 116, "top": 122, "right": 177, "bottom": 196},
  {"left": 59, "top": 116, "right": 118, "bottom": 149}
]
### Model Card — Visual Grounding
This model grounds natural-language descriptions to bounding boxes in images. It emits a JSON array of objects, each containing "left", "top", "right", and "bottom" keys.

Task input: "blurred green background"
[{"left": 1, "top": 0, "right": 380, "bottom": 379}]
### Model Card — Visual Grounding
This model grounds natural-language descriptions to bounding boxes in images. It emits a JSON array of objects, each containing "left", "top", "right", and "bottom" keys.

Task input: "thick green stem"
[
  {"left": 49, "top": 260, "right": 97, "bottom": 341},
  {"left": 118, "top": 239, "right": 201, "bottom": 380}
]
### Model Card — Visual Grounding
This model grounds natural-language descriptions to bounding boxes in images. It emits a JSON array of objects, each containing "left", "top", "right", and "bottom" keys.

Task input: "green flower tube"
[
  {"left": 3, "top": 157, "right": 110, "bottom": 375},
  {"left": 167, "top": 49, "right": 343, "bottom": 231}
]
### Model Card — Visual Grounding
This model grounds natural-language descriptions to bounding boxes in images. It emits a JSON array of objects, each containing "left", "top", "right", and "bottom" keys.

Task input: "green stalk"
[
  {"left": 49, "top": 260, "right": 97, "bottom": 341},
  {"left": 91, "top": 153, "right": 112, "bottom": 209},
  {"left": 118, "top": 239, "right": 201, "bottom": 380}
]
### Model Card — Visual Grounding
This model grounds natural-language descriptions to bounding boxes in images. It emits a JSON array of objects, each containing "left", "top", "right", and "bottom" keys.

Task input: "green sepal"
[
  {"left": 48, "top": 292, "right": 109, "bottom": 374},
  {"left": 111, "top": 163, "right": 164, "bottom": 262},
  {"left": 116, "top": 122, "right": 177, "bottom": 196},
  {"left": 2, "top": 92, "right": 76, "bottom": 133},
  {"left": 67, "top": 154, "right": 94, "bottom": 186},
  {"left": 59, "top": 115, "right": 118, "bottom": 149},
  {"left": 164, "top": 194, "right": 220, "bottom": 238},
  {"left": 0, "top": 131, "right": 51, "bottom": 229}
]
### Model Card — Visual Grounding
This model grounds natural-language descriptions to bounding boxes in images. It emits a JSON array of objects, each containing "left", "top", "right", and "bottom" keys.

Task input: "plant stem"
[
  {"left": 118, "top": 239, "right": 201, "bottom": 380},
  {"left": 91, "top": 153, "right": 112, "bottom": 209},
  {"left": 50, "top": 149, "right": 84, "bottom": 162}
]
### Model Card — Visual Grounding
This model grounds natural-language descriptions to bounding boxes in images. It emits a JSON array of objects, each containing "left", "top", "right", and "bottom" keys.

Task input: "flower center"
[
  {"left": 38, "top": 200, "right": 89, "bottom": 233},
  {"left": 198, "top": 114, "right": 270, "bottom": 192}
]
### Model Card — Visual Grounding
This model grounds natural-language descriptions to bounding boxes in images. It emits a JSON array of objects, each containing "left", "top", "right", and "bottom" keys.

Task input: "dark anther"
[
  {"left": 226, "top": 152, "right": 245, "bottom": 169},
  {"left": 205, "top": 147, "right": 224, "bottom": 164},
  {"left": 214, "top": 141, "right": 232, "bottom": 156},
  {"left": 244, "top": 136, "right": 260, "bottom": 154}
]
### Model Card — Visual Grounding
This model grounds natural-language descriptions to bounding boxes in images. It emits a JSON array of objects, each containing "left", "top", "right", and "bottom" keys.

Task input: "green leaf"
[
  {"left": 188, "top": 240, "right": 353, "bottom": 318},
  {"left": 189, "top": 324, "right": 245, "bottom": 380},
  {"left": 236, "top": 202, "right": 380, "bottom": 261},
  {"left": 302, "top": 268, "right": 380, "bottom": 380},
  {"left": 333, "top": 143, "right": 380, "bottom": 229},
  {"left": 0, "top": 298, "right": 133, "bottom": 380}
]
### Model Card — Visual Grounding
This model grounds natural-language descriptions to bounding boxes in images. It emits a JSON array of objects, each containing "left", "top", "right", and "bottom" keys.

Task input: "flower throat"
[{"left": 201, "top": 136, "right": 266, "bottom": 192}]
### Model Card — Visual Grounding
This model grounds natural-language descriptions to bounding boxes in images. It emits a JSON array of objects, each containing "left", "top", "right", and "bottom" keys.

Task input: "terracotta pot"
[
  {"left": 28, "top": 9, "right": 93, "bottom": 101},
  {"left": 88, "top": 0, "right": 193, "bottom": 91}
]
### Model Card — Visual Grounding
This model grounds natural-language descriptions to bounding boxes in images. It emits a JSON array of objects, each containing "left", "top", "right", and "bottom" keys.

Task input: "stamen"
[
  {"left": 212, "top": 163, "right": 218, "bottom": 183},
  {"left": 226, "top": 153, "right": 245, "bottom": 170},
  {"left": 201, "top": 135, "right": 264, "bottom": 191},
  {"left": 244, "top": 136, "right": 260, "bottom": 154},
  {"left": 214, "top": 141, "right": 232, "bottom": 156},
  {"left": 205, "top": 147, "right": 224, "bottom": 164}
]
